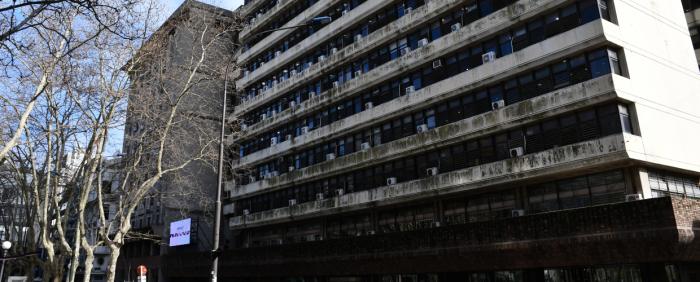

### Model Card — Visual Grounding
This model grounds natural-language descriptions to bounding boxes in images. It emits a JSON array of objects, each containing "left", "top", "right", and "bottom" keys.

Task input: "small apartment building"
[{"left": 163, "top": 0, "right": 700, "bottom": 281}]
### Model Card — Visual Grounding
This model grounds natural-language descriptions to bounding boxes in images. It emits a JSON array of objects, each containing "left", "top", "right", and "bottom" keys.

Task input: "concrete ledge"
[
  {"left": 237, "top": 0, "right": 469, "bottom": 89},
  {"left": 238, "top": 0, "right": 384, "bottom": 65},
  {"left": 232, "top": 16, "right": 608, "bottom": 148},
  {"left": 240, "top": 0, "right": 299, "bottom": 41},
  {"left": 231, "top": 22, "right": 611, "bottom": 170},
  {"left": 229, "top": 134, "right": 636, "bottom": 228},
  {"left": 233, "top": 0, "right": 568, "bottom": 113}
]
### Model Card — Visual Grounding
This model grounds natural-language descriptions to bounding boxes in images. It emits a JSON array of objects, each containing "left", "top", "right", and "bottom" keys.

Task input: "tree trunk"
[
  {"left": 106, "top": 246, "right": 120, "bottom": 282},
  {"left": 82, "top": 248, "right": 95, "bottom": 282}
]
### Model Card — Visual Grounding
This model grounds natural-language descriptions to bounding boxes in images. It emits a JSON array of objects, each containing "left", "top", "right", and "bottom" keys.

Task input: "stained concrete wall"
[
  {"left": 234, "top": 0, "right": 569, "bottom": 112},
  {"left": 232, "top": 21, "right": 609, "bottom": 169},
  {"left": 227, "top": 74, "right": 624, "bottom": 198},
  {"left": 237, "top": 0, "right": 364, "bottom": 65},
  {"left": 240, "top": 0, "right": 299, "bottom": 40},
  {"left": 230, "top": 133, "right": 636, "bottom": 228}
]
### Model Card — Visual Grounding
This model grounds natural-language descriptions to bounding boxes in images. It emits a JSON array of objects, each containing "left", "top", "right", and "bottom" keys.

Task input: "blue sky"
[{"left": 161, "top": 0, "right": 244, "bottom": 20}]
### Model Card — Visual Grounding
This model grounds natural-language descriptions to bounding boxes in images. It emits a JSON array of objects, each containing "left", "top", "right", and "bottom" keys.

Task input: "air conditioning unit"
[
  {"left": 451, "top": 23, "right": 461, "bottom": 32},
  {"left": 355, "top": 70, "right": 362, "bottom": 77},
  {"left": 355, "top": 34, "right": 362, "bottom": 41},
  {"left": 333, "top": 81, "right": 340, "bottom": 88},
  {"left": 243, "top": 209, "right": 250, "bottom": 215},
  {"left": 270, "top": 137, "right": 278, "bottom": 145},
  {"left": 625, "top": 194, "right": 643, "bottom": 202},
  {"left": 509, "top": 147, "right": 524, "bottom": 158},
  {"left": 482, "top": 51, "right": 496, "bottom": 64},
  {"left": 336, "top": 189, "right": 344, "bottom": 196},
  {"left": 364, "top": 102, "right": 373, "bottom": 109},
  {"left": 432, "top": 59, "right": 443, "bottom": 69},
  {"left": 301, "top": 126, "right": 309, "bottom": 134},
  {"left": 288, "top": 199, "right": 297, "bottom": 206},
  {"left": 288, "top": 166, "right": 295, "bottom": 172},
  {"left": 289, "top": 101, "right": 296, "bottom": 108},
  {"left": 426, "top": 167, "right": 439, "bottom": 176},
  {"left": 400, "top": 47, "right": 411, "bottom": 56},
  {"left": 405, "top": 85, "right": 415, "bottom": 94},
  {"left": 316, "top": 193, "right": 324, "bottom": 200},
  {"left": 326, "top": 153, "right": 336, "bottom": 160},
  {"left": 417, "top": 38, "right": 429, "bottom": 48},
  {"left": 318, "top": 55, "right": 326, "bottom": 62},
  {"left": 360, "top": 142, "right": 371, "bottom": 151},
  {"left": 511, "top": 209, "right": 525, "bottom": 217},
  {"left": 331, "top": 47, "right": 338, "bottom": 54},
  {"left": 286, "top": 134, "right": 293, "bottom": 141},
  {"left": 416, "top": 124, "right": 429, "bottom": 133},
  {"left": 491, "top": 99, "right": 505, "bottom": 110},
  {"left": 387, "top": 177, "right": 398, "bottom": 185}
]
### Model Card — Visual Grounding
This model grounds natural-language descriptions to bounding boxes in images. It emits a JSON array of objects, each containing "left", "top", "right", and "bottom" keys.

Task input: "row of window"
[
  {"left": 240, "top": 169, "right": 628, "bottom": 247},
  {"left": 649, "top": 169, "right": 700, "bottom": 198},
  {"left": 243, "top": 0, "right": 517, "bottom": 90},
  {"left": 243, "top": 0, "right": 318, "bottom": 47},
  {"left": 238, "top": 0, "right": 609, "bottom": 153},
  {"left": 243, "top": 0, "right": 368, "bottom": 71},
  {"left": 241, "top": 0, "right": 520, "bottom": 123},
  {"left": 240, "top": 47, "right": 621, "bottom": 178},
  {"left": 234, "top": 103, "right": 632, "bottom": 214}
]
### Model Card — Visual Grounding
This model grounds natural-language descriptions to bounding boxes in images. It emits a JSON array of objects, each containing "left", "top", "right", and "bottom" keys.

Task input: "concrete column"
[{"left": 630, "top": 167, "right": 652, "bottom": 199}]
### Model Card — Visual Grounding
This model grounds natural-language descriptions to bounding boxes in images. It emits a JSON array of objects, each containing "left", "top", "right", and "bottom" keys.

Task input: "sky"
[{"left": 160, "top": 0, "right": 244, "bottom": 20}]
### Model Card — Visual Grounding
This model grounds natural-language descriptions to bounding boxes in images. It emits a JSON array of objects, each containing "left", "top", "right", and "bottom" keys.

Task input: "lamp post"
[
  {"left": 209, "top": 15, "right": 331, "bottom": 282},
  {"left": 1, "top": 240, "right": 12, "bottom": 282}
]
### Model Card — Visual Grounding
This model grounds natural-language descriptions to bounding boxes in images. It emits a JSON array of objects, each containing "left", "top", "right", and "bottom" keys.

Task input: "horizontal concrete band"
[
  {"left": 233, "top": 0, "right": 570, "bottom": 112},
  {"left": 238, "top": 0, "right": 385, "bottom": 66},
  {"left": 240, "top": 0, "right": 298, "bottom": 41},
  {"left": 231, "top": 23, "right": 611, "bottom": 171},
  {"left": 232, "top": 15, "right": 607, "bottom": 149},
  {"left": 230, "top": 133, "right": 638, "bottom": 228},
  {"left": 236, "top": 0, "right": 470, "bottom": 89},
  {"left": 229, "top": 74, "right": 623, "bottom": 200}
]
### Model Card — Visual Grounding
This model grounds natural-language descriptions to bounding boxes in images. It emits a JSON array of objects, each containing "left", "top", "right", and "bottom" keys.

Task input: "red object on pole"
[{"left": 137, "top": 265, "right": 148, "bottom": 276}]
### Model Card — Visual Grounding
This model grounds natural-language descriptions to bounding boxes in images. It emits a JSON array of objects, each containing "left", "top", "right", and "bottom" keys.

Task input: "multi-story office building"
[
  {"left": 161, "top": 0, "right": 700, "bottom": 281},
  {"left": 117, "top": 1, "right": 235, "bottom": 281}
]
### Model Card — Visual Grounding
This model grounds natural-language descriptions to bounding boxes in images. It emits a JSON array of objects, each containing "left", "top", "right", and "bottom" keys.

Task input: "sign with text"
[{"left": 169, "top": 218, "right": 191, "bottom": 246}]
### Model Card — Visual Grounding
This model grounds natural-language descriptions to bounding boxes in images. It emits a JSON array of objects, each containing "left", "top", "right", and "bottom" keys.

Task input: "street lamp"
[
  {"left": 1, "top": 240, "right": 12, "bottom": 282},
  {"left": 209, "top": 15, "right": 331, "bottom": 282}
]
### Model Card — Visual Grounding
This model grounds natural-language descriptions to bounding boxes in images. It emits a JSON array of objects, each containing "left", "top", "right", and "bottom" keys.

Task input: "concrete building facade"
[{"left": 145, "top": 0, "right": 700, "bottom": 281}]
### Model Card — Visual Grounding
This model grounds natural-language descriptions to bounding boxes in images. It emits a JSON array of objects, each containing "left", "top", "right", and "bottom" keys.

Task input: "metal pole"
[
  {"left": 0, "top": 250, "right": 6, "bottom": 282},
  {"left": 211, "top": 64, "right": 229, "bottom": 282}
]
